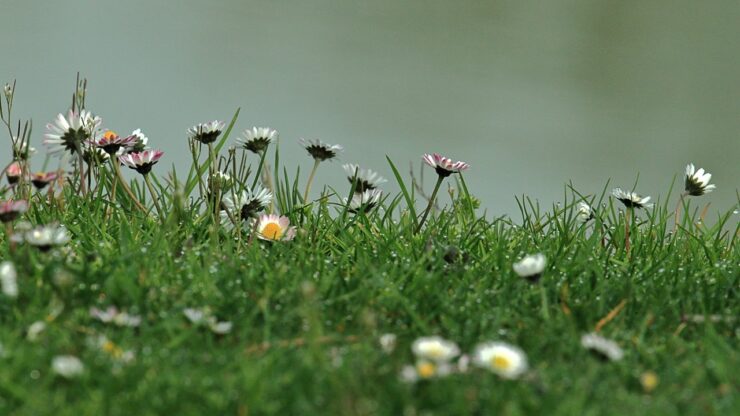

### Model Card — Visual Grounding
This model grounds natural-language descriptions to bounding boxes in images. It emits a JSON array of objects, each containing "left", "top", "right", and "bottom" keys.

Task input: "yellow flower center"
[
  {"left": 491, "top": 355, "right": 512, "bottom": 371},
  {"left": 103, "top": 130, "right": 118, "bottom": 141},
  {"left": 261, "top": 222, "right": 283, "bottom": 240},
  {"left": 416, "top": 362, "right": 436, "bottom": 379},
  {"left": 102, "top": 340, "right": 116, "bottom": 353}
]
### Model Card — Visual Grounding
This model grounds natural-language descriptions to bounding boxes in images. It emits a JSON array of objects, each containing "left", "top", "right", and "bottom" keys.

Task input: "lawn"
[{"left": 0, "top": 82, "right": 737, "bottom": 415}]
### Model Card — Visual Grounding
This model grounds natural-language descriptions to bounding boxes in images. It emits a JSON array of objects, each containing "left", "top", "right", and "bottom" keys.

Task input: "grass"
[{"left": 0, "top": 98, "right": 738, "bottom": 414}]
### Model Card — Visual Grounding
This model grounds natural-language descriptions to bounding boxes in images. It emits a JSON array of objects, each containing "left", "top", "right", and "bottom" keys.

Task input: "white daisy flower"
[
  {"left": 300, "top": 138, "right": 342, "bottom": 161},
  {"left": 411, "top": 336, "right": 460, "bottom": 362},
  {"left": 221, "top": 186, "right": 273, "bottom": 223},
  {"left": 684, "top": 164, "right": 716, "bottom": 196},
  {"left": 187, "top": 120, "right": 225, "bottom": 144},
  {"left": 347, "top": 189, "right": 383, "bottom": 213},
  {"left": 118, "top": 150, "right": 164, "bottom": 175},
  {"left": 611, "top": 188, "right": 653, "bottom": 209},
  {"left": 44, "top": 109, "right": 102, "bottom": 154},
  {"left": 23, "top": 224, "right": 71, "bottom": 251},
  {"left": 576, "top": 202, "right": 594, "bottom": 223},
  {"left": 237, "top": 127, "right": 278, "bottom": 153},
  {"left": 183, "top": 308, "right": 232, "bottom": 334},
  {"left": 89, "top": 306, "right": 142, "bottom": 327},
  {"left": 473, "top": 341, "right": 528, "bottom": 379},
  {"left": 342, "top": 164, "right": 387, "bottom": 192},
  {"left": 0, "top": 261, "right": 18, "bottom": 298},
  {"left": 400, "top": 360, "right": 454, "bottom": 383},
  {"left": 255, "top": 214, "right": 296, "bottom": 242},
  {"left": 27, "top": 321, "right": 46, "bottom": 341},
  {"left": 422, "top": 153, "right": 470, "bottom": 177},
  {"left": 512, "top": 253, "right": 547, "bottom": 283},
  {"left": 128, "top": 128, "right": 149, "bottom": 152},
  {"left": 379, "top": 333, "right": 397, "bottom": 354},
  {"left": 52, "top": 355, "right": 84, "bottom": 379},
  {"left": 581, "top": 333, "right": 624, "bottom": 362},
  {"left": 209, "top": 321, "right": 233, "bottom": 335}
]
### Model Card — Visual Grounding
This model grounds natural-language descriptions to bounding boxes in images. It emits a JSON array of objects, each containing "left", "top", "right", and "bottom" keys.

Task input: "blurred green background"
[{"left": 1, "top": 0, "right": 738, "bottom": 216}]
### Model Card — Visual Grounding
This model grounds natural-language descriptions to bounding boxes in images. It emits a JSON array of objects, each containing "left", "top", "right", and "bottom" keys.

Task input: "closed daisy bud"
[
  {"left": 684, "top": 163, "right": 716, "bottom": 196},
  {"left": 5, "top": 162, "right": 22, "bottom": 185},
  {"left": 300, "top": 138, "right": 342, "bottom": 162},
  {"left": 612, "top": 188, "right": 653, "bottom": 209},
  {"left": 255, "top": 214, "right": 296, "bottom": 242},
  {"left": 513, "top": 253, "right": 547, "bottom": 283},
  {"left": 473, "top": 341, "right": 528, "bottom": 379},
  {"left": 411, "top": 336, "right": 460, "bottom": 362},
  {"left": 187, "top": 120, "right": 225, "bottom": 144},
  {"left": 576, "top": 201, "right": 594, "bottom": 223},
  {"left": 581, "top": 332, "right": 624, "bottom": 362},
  {"left": 422, "top": 153, "right": 469, "bottom": 178},
  {"left": 0, "top": 261, "right": 18, "bottom": 298}
]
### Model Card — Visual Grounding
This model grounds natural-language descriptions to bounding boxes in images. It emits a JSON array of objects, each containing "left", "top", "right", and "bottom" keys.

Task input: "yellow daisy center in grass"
[
  {"left": 416, "top": 362, "right": 436, "bottom": 379},
  {"left": 491, "top": 355, "right": 512, "bottom": 371},
  {"left": 261, "top": 222, "right": 283, "bottom": 240}
]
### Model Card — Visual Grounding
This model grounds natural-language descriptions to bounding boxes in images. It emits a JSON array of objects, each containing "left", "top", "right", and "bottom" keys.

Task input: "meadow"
[{"left": 0, "top": 78, "right": 737, "bottom": 415}]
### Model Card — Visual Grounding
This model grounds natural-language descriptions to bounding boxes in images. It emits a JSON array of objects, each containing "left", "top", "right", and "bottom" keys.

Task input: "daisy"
[
  {"left": 422, "top": 153, "right": 470, "bottom": 178},
  {"left": 411, "top": 336, "right": 460, "bottom": 362},
  {"left": 51, "top": 355, "right": 84, "bottom": 379},
  {"left": 223, "top": 186, "right": 272, "bottom": 220},
  {"left": 472, "top": 341, "right": 528, "bottom": 379},
  {"left": 237, "top": 127, "right": 278, "bottom": 153},
  {"left": 30, "top": 172, "right": 58, "bottom": 190},
  {"left": 90, "top": 130, "right": 138, "bottom": 155},
  {"left": 128, "top": 128, "right": 149, "bottom": 153},
  {"left": 11, "top": 136, "right": 35, "bottom": 160},
  {"left": 5, "top": 162, "right": 22, "bottom": 185},
  {"left": 183, "top": 308, "right": 233, "bottom": 334},
  {"left": 400, "top": 360, "right": 454, "bottom": 383},
  {"left": 611, "top": 188, "right": 653, "bottom": 209},
  {"left": 513, "top": 253, "right": 547, "bottom": 283},
  {"left": 23, "top": 224, "right": 71, "bottom": 251},
  {"left": 581, "top": 333, "right": 624, "bottom": 362},
  {"left": 44, "top": 109, "right": 102, "bottom": 154},
  {"left": 0, "top": 261, "right": 18, "bottom": 298},
  {"left": 26, "top": 321, "right": 46, "bottom": 341},
  {"left": 255, "top": 214, "right": 296, "bottom": 242},
  {"left": 300, "top": 138, "right": 342, "bottom": 162},
  {"left": 684, "top": 164, "right": 716, "bottom": 196},
  {"left": 343, "top": 163, "right": 386, "bottom": 192},
  {"left": 379, "top": 333, "right": 397, "bottom": 354},
  {"left": 118, "top": 149, "right": 164, "bottom": 175},
  {"left": 187, "top": 120, "right": 225, "bottom": 144},
  {"left": 89, "top": 306, "right": 142, "bottom": 327},
  {"left": 347, "top": 189, "right": 383, "bottom": 213},
  {"left": 576, "top": 201, "right": 594, "bottom": 223},
  {"left": 0, "top": 200, "right": 28, "bottom": 223}
]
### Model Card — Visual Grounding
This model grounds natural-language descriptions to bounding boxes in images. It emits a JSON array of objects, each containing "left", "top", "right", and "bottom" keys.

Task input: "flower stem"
[
  {"left": 144, "top": 174, "right": 164, "bottom": 223},
  {"left": 416, "top": 175, "right": 444, "bottom": 233},
  {"left": 673, "top": 192, "right": 686, "bottom": 233},
  {"left": 625, "top": 207, "right": 632, "bottom": 255},
  {"left": 303, "top": 159, "right": 321, "bottom": 203},
  {"left": 112, "top": 160, "right": 147, "bottom": 213},
  {"left": 540, "top": 285, "right": 550, "bottom": 321}
]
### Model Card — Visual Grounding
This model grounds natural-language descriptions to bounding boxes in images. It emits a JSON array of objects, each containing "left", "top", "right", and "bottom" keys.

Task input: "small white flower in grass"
[
  {"left": 0, "top": 261, "right": 18, "bottom": 298},
  {"left": 118, "top": 149, "right": 164, "bottom": 175},
  {"left": 473, "top": 342, "right": 528, "bottom": 379},
  {"left": 220, "top": 186, "right": 273, "bottom": 223},
  {"left": 187, "top": 120, "right": 225, "bottom": 144},
  {"left": 3, "top": 83, "right": 12, "bottom": 99},
  {"left": 342, "top": 164, "right": 386, "bottom": 192},
  {"left": 684, "top": 164, "right": 716, "bottom": 196},
  {"left": 422, "top": 153, "right": 470, "bottom": 178},
  {"left": 513, "top": 253, "right": 547, "bottom": 283},
  {"left": 611, "top": 188, "right": 653, "bottom": 209},
  {"left": 237, "top": 127, "right": 278, "bottom": 153},
  {"left": 183, "top": 308, "right": 208, "bottom": 324},
  {"left": 89, "top": 306, "right": 142, "bottom": 327},
  {"left": 581, "top": 333, "right": 624, "bottom": 362},
  {"left": 400, "top": 360, "right": 454, "bottom": 383},
  {"left": 27, "top": 321, "right": 46, "bottom": 341},
  {"left": 379, "top": 333, "right": 397, "bottom": 354},
  {"left": 255, "top": 214, "right": 296, "bottom": 242},
  {"left": 183, "top": 308, "right": 232, "bottom": 334},
  {"left": 576, "top": 202, "right": 594, "bottom": 223},
  {"left": 24, "top": 224, "right": 71, "bottom": 251},
  {"left": 52, "top": 355, "right": 84, "bottom": 379},
  {"left": 300, "top": 138, "right": 342, "bottom": 162},
  {"left": 209, "top": 321, "right": 233, "bottom": 334},
  {"left": 411, "top": 336, "right": 460, "bottom": 362},
  {"left": 44, "top": 109, "right": 102, "bottom": 154},
  {"left": 347, "top": 189, "right": 383, "bottom": 214},
  {"left": 457, "top": 354, "right": 471, "bottom": 373}
]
